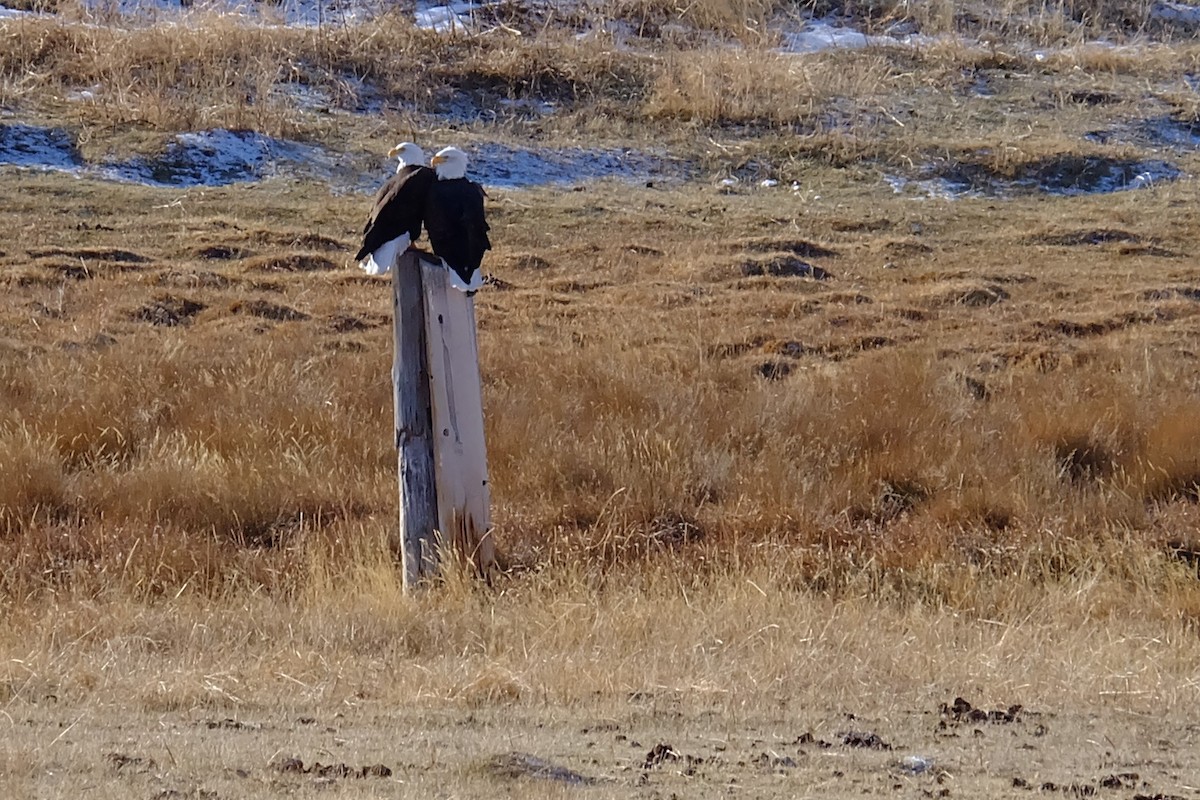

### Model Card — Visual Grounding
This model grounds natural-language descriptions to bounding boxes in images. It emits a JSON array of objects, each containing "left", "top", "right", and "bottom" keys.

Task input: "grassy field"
[{"left": 4, "top": 0, "right": 1200, "bottom": 797}]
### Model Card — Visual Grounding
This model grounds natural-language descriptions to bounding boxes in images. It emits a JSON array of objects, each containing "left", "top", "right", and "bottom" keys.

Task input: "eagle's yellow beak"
[
  {"left": 387, "top": 144, "right": 403, "bottom": 158},
  {"left": 430, "top": 154, "right": 447, "bottom": 166}
]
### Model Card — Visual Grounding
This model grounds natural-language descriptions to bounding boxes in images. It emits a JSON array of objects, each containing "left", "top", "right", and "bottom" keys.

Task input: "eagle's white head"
[
  {"left": 431, "top": 147, "right": 469, "bottom": 180},
  {"left": 387, "top": 142, "right": 426, "bottom": 171}
]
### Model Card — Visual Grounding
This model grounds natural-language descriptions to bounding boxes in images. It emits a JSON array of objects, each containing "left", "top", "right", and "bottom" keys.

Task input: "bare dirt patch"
[
  {"left": 132, "top": 295, "right": 206, "bottom": 326},
  {"left": 230, "top": 298, "right": 309, "bottom": 321},
  {"left": 242, "top": 253, "right": 339, "bottom": 273}
]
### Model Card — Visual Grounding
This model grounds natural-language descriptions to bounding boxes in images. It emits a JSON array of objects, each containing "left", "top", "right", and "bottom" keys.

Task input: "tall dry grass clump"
[
  {"left": 646, "top": 46, "right": 897, "bottom": 127},
  {"left": 610, "top": 0, "right": 779, "bottom": 39},
  {"left": 801, "top": 0, "right": 1157, "bottom": 37},
  {"left": 3, "top": 248, "right": 1200, "bottom": 600},
  {"left": 0, "top": 0, "right": 1194, "bottom": 154},
  {"left": 0, "top": 314, "right": 1180, "bottom": 599},
  {"left": 0, "top": 12, "right": 658, "bottom": 139},
  {"left": 481, "top": 327, "right": 1200, "bottom": 571},
  {"left": 0, "top": 425, "right": 68, "bottom": 533},
  {"left": 1, "top": 14, "right": 301, "bottom": 134},
  {"left": 0, "top": 333, "right": 394, "bottom": 548}
]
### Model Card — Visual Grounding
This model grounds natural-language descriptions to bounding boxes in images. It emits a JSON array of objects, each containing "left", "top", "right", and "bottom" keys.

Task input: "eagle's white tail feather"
[
  {"left": 360, "top": 234, "right": 410, "bottom": 276},
  {"left": 444, "top": 261, "right": 484, "bottom": 294}
]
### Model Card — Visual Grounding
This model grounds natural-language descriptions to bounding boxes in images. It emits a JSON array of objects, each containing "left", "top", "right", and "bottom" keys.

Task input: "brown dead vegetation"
[{"left": 2, "top": 159, "right": 1200, "bottom": 604}]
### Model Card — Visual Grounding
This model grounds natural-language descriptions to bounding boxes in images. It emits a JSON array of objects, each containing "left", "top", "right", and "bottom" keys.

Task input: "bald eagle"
[
  {"left": 424, "top": 147, "right": 491, "bottom": 294},
  {"left": 355, "top": 142, "right": 435, "bottom": 276}
]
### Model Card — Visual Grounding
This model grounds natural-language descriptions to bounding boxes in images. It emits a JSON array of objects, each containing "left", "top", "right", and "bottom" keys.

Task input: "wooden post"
[
  {"left": 420, "top": 259, "right": 495, "bottom": 577},
  {"left": 392, "top": 250, "right": 438, "bottom": 590}
]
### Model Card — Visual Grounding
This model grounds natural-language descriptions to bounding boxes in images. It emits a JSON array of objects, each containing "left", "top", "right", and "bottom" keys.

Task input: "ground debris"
[
  {"left": 153, "top": 789, "right": 217, "bottom": 800},
  {"left": 641, "top": 742, "right": 705, "bottom": 777},
  {"left": 752, "top": 751, "right": 798, "bottom": 770},
  {"left": 840, "top": 731, "right": 893, "bottom": 750},
  {"left": 486, "top": 751, "right": 596, "bottom": 785},
  {"left": 958, "top": 284, "right": 1009, "bottom": 307},
  {"left": 203, "top": 717, "right": 258, "bottom": 731},
  {"left": 1143, "top": 286, "right": 1200, "bottom": 302},
  {"left": 195, "top": 244, "right": 253, "bottom": 260},
  {"left": 270, "top": 756, "right": 391, "bottom": 779},
  {"left": 898, "top": 755, "right": 935, "bottom": 774},
  {"left": 757, "top": 360, "right": 792, "bottom": 380},
  {"left": 482, "top": 273, "right": 515, "bottom": 290},
  {"left": 274, "top": 757, "right": 306, "bottom": 774},
  {"left": 940, "top": 697, "right": 1024, "bottom": 724},
  {"left": 105, "top": 751, "right": 158, "bottom": 773},
  {"left": 740, "top": 255, "right": 832, "bottom": 280},
  {"left": 1035, "top": 311, "right": 1155, "bottom": 339},
  {"left": 132, "top": 295, "right": 205, "bottom": 327},
  {"left": 794, "top": 732, "right": 834, "bottom": 749},
  {"left": 243, "top": 253, "right": 338, "bottom": 272},
  {"left": 643, "top": 742, "right": 680, "bottom": 768},
  {"left": 731, "top": 238, "right": 839, "bottom": 258},
  {"left": 231, "top": 298, "right": 309, "bottom": 322},
  {"left": 1097, "top": 772, "right": 1140, "bottom": 789},
  {"left": 1037, "top": 780, "right": 1096, "bottom": 795},
  {"left": 30, "top": 246, "right": 150, "bottom": 264},
  {"left": 154, "top": 269, "right": 234, "bottom": 289},
  {"left": 327, "top": 312, "right": 373, "bottom": 333},
  {"left": 501, "top": 252, "right": 552, "bottom": 270},
  {"left": 1031, "top": 228, "right": 1140, "bottom": 246}
]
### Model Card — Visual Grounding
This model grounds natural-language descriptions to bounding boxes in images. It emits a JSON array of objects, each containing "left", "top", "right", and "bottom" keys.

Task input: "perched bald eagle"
[
  {"left": 424, "top": 147, "right": 491, "bottom": 294},
  {"left": 355, "top": 142, "right": 435, "bottom": 276}
]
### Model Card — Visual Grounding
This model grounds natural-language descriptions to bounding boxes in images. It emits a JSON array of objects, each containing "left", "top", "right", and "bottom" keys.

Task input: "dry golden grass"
[
  {"left": 2, "top": 542, "right": 1200, "bottom": 798},
  {"left": 3, "top": 1, "right": 1198, "bottom": 157},
  {"left": 4, "top": 165, "right": 1200, "bottom": 592}
]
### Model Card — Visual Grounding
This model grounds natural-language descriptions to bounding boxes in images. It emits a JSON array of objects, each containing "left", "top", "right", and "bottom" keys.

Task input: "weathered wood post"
[
  {"left": 420, "top": 259, "right": 495, "bottom": 577},
  {"left": 392, "top": 250, "right": 438, "bottom": 590},
  {"left": 390, "top": 250, "right": 495, "bottom": 589}
]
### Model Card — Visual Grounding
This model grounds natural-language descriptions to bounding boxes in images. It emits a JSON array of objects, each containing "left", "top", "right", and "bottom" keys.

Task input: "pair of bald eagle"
[{"left": 355, "top": 144, "right": 490, "bottom": 293}]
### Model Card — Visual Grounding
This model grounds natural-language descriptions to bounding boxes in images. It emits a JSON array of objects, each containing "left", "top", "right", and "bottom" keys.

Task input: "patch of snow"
[
  {"left": 779, "top": 19, "right": 928, "bottom": 54},
  {"left": 0, "top": 4, "right": 39, "bottom": 17},
  {"left": 574, "top": 19, "right": 639, "bottom": 51},
  {"left": 1151, "top": 1, "right": 1200, "bottom": 27},
  {"left": 496, "top": 97, "right": 558, "bottom": 117},
  {"left": 0, "top": 123, "right": 692, "bottom": 190},
  {"left": 969, "top": 74, "right": 996, "bottom": 98},
  {"left": 268, "top": 0, "right": 381, "bottom": 27},
  {"left": 899, "top": 756, "right": 935, "bottom": 776},
  {"left": 1123, "top": 170, "right": 1160, "bottom": 190},
  {"left": 1086, "top": 116, "right": 1200, "bottom": 152},
  {"left": 1142, "top": 117, "right": 1200, "bottom": 149},
  {"left": 102, "top": 129, "right": 326, "bottom": 187},
  {"left": 886, "top": 157, "right": 1181, "bottom": 200},
  {"left": 415, "top": 0, "right": 479, "bottom": 33},
  {"left": 67, "top": 85, "right": 103, "bottom": 103},
  {"left": 465, "top": 142, "right": 693, "bottom": 189},
  {"left": 432, "top": 93, "right": 562, "bottom": 125},
  {"left": 886, "top": 174, "right": 981, "bottom": 201},
  {"left": 0, "top": 124, "right": 80, "bottom": 170},
  {"left": 75, "top": 0, "right": 387, "bottom": 27}
]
